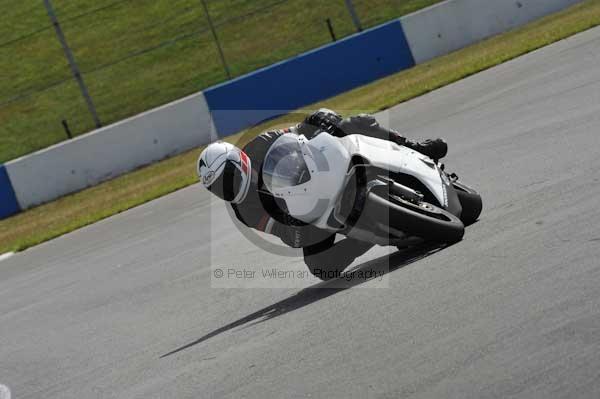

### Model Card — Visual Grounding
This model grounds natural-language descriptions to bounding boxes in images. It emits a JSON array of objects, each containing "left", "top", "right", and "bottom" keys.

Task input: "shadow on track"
[{"left": 161, "top": 243, "right": 445, "bottom": 358}]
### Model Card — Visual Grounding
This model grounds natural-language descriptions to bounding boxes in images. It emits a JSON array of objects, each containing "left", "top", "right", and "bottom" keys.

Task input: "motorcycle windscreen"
[{"left": 263, "top": 135, "right": 311, "bottom": 191}]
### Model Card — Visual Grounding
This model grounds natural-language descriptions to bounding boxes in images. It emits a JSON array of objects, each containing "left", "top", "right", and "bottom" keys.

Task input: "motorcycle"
[{"left": 262, "top": 132, "right": 482, "bottom": 278}]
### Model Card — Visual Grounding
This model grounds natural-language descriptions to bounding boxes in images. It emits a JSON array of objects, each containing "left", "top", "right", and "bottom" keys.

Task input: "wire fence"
[{"left": 0, "top": 0, "right": 442, "bottom": 163}]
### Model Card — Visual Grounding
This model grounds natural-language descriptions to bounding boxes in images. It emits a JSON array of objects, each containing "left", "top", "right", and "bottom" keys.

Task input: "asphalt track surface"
[{"left": 2, "top": 27, "right": 600, "bottom": 399}]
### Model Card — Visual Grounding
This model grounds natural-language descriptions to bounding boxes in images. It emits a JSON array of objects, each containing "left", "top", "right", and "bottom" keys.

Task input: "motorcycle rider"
[{"left": 197, "top": 109, "right": 447, "bottom": 277}]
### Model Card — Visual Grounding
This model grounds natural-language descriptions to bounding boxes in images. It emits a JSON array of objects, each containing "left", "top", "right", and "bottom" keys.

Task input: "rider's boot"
[{"left": 404, "top": 138, "right": 448, "bottom": 161}]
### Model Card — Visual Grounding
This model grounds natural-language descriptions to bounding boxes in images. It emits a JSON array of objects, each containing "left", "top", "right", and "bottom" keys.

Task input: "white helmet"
[{"left": 197, "top": 141, "right": 252, "bottom": 204}]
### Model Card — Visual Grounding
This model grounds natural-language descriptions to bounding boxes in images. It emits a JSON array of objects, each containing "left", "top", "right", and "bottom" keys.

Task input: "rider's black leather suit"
[{"left": 230, "top": 114, "right": 405, "bottom": 264}]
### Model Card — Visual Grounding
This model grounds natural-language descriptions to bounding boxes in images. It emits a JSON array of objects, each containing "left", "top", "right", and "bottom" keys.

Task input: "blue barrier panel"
[
  {"left": 204, "top": 20, "right": 415, "bottom": 137},
  {"left": 0, "top": 164, "right": 21, "bottom": 219}
]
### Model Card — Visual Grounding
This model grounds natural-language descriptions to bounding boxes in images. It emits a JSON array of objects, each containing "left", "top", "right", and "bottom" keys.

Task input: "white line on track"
[
  {"left": 0, "top": 384, "right": 10, "bottom": 399},
  {"left": 0, "top": 252, "right": 15, "bottom": 262}
]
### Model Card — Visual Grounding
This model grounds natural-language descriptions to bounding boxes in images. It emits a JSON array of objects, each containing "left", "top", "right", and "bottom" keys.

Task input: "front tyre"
[
  {"left": 364, "top": 190, "right": 465, "bottom": 244},
  {"left": 452, "top": 181, "right": 483, "bottom": 226}
]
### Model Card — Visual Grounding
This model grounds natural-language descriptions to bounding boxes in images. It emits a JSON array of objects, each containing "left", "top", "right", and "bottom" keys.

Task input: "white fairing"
[
  {"left": 263, "top": 133, "right": 446, "bottom": 230},
  {"left": 340, "top": 134, "right": 447, "bottom": 207}
]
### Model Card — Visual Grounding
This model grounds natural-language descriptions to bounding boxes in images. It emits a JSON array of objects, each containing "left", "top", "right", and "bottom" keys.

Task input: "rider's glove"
[
  {"left": 299, "top": 109, "right": 344, "bottom": 138},
  {"left": 271, "top": 220, "right": 333, "bottom": 249}
]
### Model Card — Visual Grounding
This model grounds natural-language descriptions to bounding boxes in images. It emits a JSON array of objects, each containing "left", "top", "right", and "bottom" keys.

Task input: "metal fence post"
[
  {"left": 344, "top": 0, "right": 363, "bottom": 32},
  {"left": 326, "top": 18, "right": 337, "bottom": 41},
  {"left": 199, "top": 0, "right": 231, "bottom": 80},
  {"left": 43, "top": 0, "right": 102, "bottom": 128}
]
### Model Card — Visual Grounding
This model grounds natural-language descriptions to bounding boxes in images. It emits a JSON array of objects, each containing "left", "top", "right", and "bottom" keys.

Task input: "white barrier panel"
[
  {"left": 5, "top": 92, "right": 215, "bottom": 209},
  {"left": 401, "top": 0, "right": 583, "bottom": 64}
]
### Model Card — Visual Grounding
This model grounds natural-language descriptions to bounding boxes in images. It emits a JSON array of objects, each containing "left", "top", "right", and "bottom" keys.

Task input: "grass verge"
[
  {"left": 0, "top": 0, "right": 441, "bottom": 163},
  {"left": 1, "top": 0, "right": 600, "bottom": 254}
]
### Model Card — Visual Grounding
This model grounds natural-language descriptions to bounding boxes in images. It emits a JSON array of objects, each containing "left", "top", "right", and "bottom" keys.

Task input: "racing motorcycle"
[{"left": 262, "top": 132, "right": 482, "bottom": 277}]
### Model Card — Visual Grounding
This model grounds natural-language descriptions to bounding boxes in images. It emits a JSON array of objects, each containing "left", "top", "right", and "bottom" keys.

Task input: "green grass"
[
  {"left": 1, "top": 0, "right": 600, "bottom": 254},
  {"left": 0, "top": 0, "right": 441, "bottom": 163}
]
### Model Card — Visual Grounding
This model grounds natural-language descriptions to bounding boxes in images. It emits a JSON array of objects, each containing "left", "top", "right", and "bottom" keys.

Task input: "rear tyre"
[
  {"left": 452, "top": 181, "right": 482, "bottom": 226},
  {"left": 364, "top": 190, "right": 465, "bottom": 244}
]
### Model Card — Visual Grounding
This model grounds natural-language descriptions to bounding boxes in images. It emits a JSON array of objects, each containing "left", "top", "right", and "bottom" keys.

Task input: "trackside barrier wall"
[
  {"left": 4, "top": 93, "right": 215, "bottom": 210},
  {"left": 400, "top": 0, "right": 583, "bottom": 64},
  {"left": 203, "top": 20, "right": 415, "bottom": 137},
  {"left": 0, "top": 165, "right": 20, "bottom": 219}
]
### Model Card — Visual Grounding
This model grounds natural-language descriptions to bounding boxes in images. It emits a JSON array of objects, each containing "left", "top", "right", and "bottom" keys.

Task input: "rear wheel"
[{"left": 363, "top": 189, "right": 465, "bottom": 244}]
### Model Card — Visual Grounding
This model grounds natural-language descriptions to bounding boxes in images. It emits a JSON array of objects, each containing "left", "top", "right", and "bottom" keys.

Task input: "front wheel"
[
  {"left": 452, "top": 181, "right": 482, "bottom": 226},
  {"left": 363, "top": 190, "right": 465, "bottom": 244}
]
